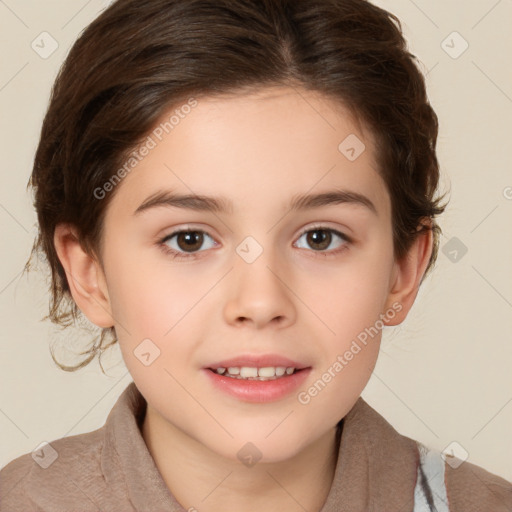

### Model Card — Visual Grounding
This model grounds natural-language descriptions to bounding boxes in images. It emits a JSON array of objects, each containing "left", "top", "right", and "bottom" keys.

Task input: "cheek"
[
  {"left": 105, "top": 251, "right": 212, "bottom": 367},
  {"left": 105, "top": 244, "right": 195, "bottom": 332},
  {"left": 297, "top": 239, "right": 392, "bottom": 399},
  {"left": 296, "top": 274, "right": 386, "bottom": 422},
  {"left": 301, "top": 246, "right": 393, "bottom": 336}
]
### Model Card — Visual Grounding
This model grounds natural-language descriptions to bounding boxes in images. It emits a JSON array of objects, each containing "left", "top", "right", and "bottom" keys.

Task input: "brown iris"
[
  {"left": 306, "top": 229, "right": 331, "bottom": 251},
  {"left": 176, "top": 231, "right": 204, "bottom": 252}
]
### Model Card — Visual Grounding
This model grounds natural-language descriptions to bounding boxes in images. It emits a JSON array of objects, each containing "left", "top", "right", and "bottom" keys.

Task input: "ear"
[
  {"left": 53, "top": 223, "right": 114, "bottom": 328},
  {"left": 383, "top": 221, "right": 434, "bottom": 326}
]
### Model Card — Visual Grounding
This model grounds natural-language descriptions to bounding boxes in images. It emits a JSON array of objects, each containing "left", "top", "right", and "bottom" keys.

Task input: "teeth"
[
  {"left": 258, "top": 367, "right": 276, "bottom": 378},
  {"left": 240, "top": 367, "right": 258, "bottom": 378},
  {"left": 213, "top": 366, "right": 297, "bottom": 380}
]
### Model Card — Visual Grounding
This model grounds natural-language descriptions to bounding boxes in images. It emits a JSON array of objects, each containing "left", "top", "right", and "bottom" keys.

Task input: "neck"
[{"left": 141, "top": 405, "right": 341, "bottom": 512}]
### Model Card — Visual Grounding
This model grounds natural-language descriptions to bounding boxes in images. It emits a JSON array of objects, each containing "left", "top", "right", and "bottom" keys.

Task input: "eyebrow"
[{"left": 133, "top": 188, "right": 377, "bottom": 216}]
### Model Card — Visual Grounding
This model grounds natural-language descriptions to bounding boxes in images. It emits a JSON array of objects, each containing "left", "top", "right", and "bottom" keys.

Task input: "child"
[{"left": 1, "top": 0, "right": 511, "bottom": 510}]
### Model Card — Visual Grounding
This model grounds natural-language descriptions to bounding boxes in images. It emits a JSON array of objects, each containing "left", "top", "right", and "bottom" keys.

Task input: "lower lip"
[{"left": 203, "top": 368, "right": 312, "bottom": 403}]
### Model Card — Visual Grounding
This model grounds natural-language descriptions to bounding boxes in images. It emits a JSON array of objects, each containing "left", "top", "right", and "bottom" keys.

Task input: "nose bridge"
[
  {"left": 234, "top": 232, "right": 285, "bottom": 285},
  {"left": 223, "top": 234, "right": 295, "bottom": 327}
]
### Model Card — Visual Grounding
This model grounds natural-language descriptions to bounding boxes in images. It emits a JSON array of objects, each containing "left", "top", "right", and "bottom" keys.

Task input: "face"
[{"left": 97, "top": 86, "right": 399, "bottom": 462}]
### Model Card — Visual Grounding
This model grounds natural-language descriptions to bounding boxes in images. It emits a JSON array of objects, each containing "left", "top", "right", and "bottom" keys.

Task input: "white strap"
[{"left": 413, "top": 443, "right": 450, "bottom": 512}]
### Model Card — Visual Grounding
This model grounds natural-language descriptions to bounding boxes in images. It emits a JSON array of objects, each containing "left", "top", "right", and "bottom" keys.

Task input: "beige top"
[{"left": 1, "top": 381, "right": 511, "bottom": 511}]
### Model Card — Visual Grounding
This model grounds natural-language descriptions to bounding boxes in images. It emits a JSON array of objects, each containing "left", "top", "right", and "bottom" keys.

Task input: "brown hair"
[{"left": 25, "top": 0, "right": 447, "bottom": 372}]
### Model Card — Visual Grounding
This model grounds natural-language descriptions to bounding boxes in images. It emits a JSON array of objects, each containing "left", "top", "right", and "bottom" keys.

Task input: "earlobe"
[
  {"left": 383, "top": 224, "right": 434, "bottom": 326},
  {"left": 53, "top": 223, "right": 114, "bottom": 328}
]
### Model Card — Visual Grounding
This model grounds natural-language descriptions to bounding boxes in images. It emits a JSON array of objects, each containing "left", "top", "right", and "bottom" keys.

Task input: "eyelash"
[{"left": 158, "top": 225, "right": 352, "bottom": 261}]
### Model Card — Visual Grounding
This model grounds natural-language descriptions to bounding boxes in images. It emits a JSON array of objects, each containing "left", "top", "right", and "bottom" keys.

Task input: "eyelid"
[
  {"left": 159, "top": 223, "right": 216, "bottom": 239},
  {"left": 293, "top": 224, "right": 351, "bottom": 257},
  {"left": 159, "top": 222, "right": 351, "bottom": 243},
  {"left": 158, "top": 227, "right": 217, "bottom": 261},
  {"left": 157, "top": 222, "right": 352, "bottom": 260},
  {"left": 159, "top": 225, "right": 218, "bottom": 246},
  {"left": 296, "top": 222, "right": 351, "bottom": 239}
]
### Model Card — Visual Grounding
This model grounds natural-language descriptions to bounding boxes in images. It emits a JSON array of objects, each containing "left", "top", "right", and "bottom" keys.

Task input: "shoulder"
[
  {"left": 0, "top": 382, "right": 153, "bottom": 512},
  {"left": 443, "top": 454, "right": 512, "bottom": 512},
  {"left": 413, "top": 441, "right": 512, "bottom": 512},
  {"left": 349, "top": 398, "right": 512, "bottom": 511},
  {"left": 0, "top": 427, "right": 109, "bottom": 512}
]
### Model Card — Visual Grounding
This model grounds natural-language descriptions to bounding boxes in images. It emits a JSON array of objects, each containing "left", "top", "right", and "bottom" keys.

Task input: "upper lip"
[{"left": 206, "top": 354, "right": 310, "bottom": 370}]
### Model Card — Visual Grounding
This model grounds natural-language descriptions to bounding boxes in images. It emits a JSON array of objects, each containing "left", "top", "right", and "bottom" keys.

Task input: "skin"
[{"left": 54, "top": 85, "right": 432, "bottom": 512}]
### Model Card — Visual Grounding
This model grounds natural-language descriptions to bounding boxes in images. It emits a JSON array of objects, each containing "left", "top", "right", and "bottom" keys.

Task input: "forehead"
[{"left": 105, "top": 85, "right": 389, "bottom": 220}]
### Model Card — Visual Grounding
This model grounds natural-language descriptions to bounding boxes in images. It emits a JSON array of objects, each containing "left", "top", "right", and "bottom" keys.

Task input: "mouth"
[
  {"left": 205, "top": 354, "right": 310, "bottom": 381},
  {"left": 207, "top": 366, "right": 305, "bottom": 381},
  {"left": 203, "top": 360, "right": 312, "bottom": 403}
]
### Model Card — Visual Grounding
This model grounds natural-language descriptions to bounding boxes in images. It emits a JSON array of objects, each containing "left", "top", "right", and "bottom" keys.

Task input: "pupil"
[
  {"left": 178, "top": 231, "right": 203, "bottom": 252},
  {"left": 308, "top": 230, "right": 330, "bottom": 250}
]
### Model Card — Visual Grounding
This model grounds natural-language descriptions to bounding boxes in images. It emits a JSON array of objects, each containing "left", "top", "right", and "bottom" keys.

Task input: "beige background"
[{"left": 1, "top": 0, "right": 511, "bottom": 482}]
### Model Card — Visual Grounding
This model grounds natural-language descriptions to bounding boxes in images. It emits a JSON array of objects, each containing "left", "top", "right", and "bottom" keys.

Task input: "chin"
[{"left": 209, "top": 426, "right": 311, "bottom": 465}]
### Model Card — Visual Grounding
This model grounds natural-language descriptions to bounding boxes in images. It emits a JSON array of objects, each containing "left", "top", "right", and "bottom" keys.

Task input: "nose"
[{"left": 223, "top": 246, "right": 297, "bottom": 330}]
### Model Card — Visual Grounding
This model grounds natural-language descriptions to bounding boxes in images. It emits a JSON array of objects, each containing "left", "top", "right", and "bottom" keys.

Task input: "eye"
[
  {"left": 158, "top": 225, "right": 351, "bottom": 261},
  {"left": 159, "top": 229, "right": 217, "bottom": 260},
  {"left": 294, "top": 226, "right": 350, "bottom": 256}
]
